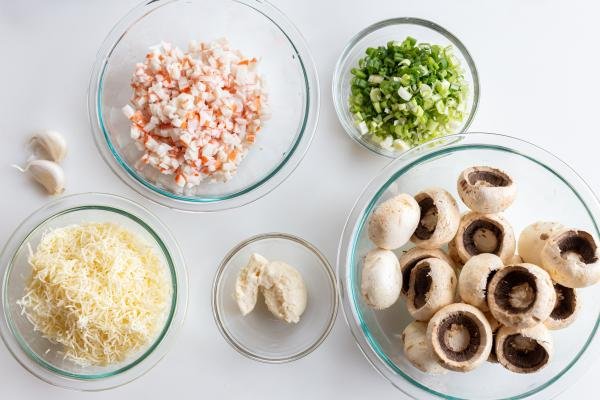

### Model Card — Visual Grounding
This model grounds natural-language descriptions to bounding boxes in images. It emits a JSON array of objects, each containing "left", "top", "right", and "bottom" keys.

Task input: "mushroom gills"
[
  {"left": 556, "top": 232, "right": 597, "bottom": 263},
  {"left": 502, "top": 334, "right": 549, "bottom": 370},
  {"left": 438, "top": 314, "right": 481, "bottom": 362},
  {"left": 494, "top": 268, "right": 537, "bottom": 312},
  {"left": 468, "top": 170, "right": 511, "bottom": 187},
  {"left": 412, "top": 265, "right": 432, "bottom": 309},
  {"left": 414, "top": 196, "right": 438, "bottom": 240},
  {"left": 550, "top": 284, "right": 575, "bottom": 320},
  {"left": 464, "top": 220, "right": 502, "bottom": 255}
]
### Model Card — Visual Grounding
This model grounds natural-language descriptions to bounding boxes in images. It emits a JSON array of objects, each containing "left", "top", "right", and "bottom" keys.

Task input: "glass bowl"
[
  {"left": 0, "top": 193, "right": 188, "bottom": 391},
  {"left": 88, "top": 0, "right": 319, "bottom": 212},
  {"left": 212, "top": 233, "right": 338, "bottom": 363},
  {"left": 337, "top": 133, "right": 600, "bottom": 399},
  {"left": 332, "top": 18, "right": 479, "bottom": 158}
]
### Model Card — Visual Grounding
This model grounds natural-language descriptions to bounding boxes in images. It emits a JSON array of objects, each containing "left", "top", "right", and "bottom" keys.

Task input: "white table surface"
[{"left": 0, "top": 0, "right": 598, "bottom": 398}]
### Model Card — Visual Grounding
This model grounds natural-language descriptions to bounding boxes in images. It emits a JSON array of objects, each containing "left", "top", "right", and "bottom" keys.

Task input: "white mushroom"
[
  {"left": 545, "top": 283, "right": 580, "bottom": 330},
  {"left": 495, "top": 324, "right": 553, "bottom": 374},
  {"left": 401, "top": 321, "right": 447, "bottom": 374},
  {"left": 540, "top": 228, "right": 600, "bottom": 288},
  {"left": 457, "top": 166, "right": 517, "bottom": 213},
  {"left": 399, "top": 247, "right": 456, "bottom": 297},
  {"left": 361, "top": 248, "right": 401, "bottom": 310},
  {"left": 410, "top": 188, "right": 460, "bottom": 250},
  {"left": 487, "top": 263, "right": 556, "bottom": 328},
  {"left": 518, "top": 222, "right": 565, "bottom": 266},
  {"left": 406, "top": 258, "right": 456, "bottom": 321},
  {"left": 454, "top": 212, "right": 516, "bottom": 264},
  {"left": 484, "top": 312, "right": 502, "bottom": 363},
  {"left": 427, "top": 303, "right": 493, "bottom": 372},
  {"left": 458, "top": 253, "right": 504, "bottom": 312},
  {"left": 368, "top": 194, "right": 420, "bottom": 250}
]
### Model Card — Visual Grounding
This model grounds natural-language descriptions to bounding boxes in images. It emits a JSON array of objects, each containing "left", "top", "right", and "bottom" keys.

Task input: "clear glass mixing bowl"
[
  {"left": 333, "top": 18, "right": 479, "bottom": 158},
  {"left": 0, "top": 193, "right": 188, "bottom": 390},
  {"left": 337, "top": 133, "right": 600, "bottom": 399},
  {"left": 89, "top": 0, "right": 319, "bottom": 211}
]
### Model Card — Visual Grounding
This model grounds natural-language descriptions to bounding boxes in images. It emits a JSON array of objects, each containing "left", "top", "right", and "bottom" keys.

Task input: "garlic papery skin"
[
  {"left": 13, "top": 160, "right": 65, "bottom": 195},
  {"left": 29, "top": 130, "right": 67, "bottom": 163}
]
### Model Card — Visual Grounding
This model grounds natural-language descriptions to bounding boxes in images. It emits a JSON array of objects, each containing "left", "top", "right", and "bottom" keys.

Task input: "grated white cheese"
[{"left": 17, "top": 222, "right": 172, "bottom": 366}]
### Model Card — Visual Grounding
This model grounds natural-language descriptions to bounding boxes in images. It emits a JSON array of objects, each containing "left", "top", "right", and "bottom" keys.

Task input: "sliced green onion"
[{"left": 348, "top": 36, "right": 469, "bottom": 151}]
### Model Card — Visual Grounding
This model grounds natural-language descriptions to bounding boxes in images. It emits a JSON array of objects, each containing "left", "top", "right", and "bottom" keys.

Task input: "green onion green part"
[{"left": 349, "top": 37, "right": 469, "bottom": 152}]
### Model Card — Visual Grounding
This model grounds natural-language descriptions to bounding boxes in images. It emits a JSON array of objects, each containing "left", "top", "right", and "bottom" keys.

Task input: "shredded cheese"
[{"left": 17, "top": 222, "right": 172, "bottom": 366}]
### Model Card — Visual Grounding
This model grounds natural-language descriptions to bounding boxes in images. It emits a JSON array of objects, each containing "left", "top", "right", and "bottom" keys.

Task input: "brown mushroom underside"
[
  {"left": 493, "top": 267, "right": 538, "bottom": 313},
  {"left": 413, "top": 265, "right": 433, "bottom": 309},
  {"left": 550, "top": 284, "right": 576, "bottom": 320},
  {"left": 467, "top": 170, "right": 511, "bottom": 187},
  {"left": 414, "top": 197, "right": 438, "bottom": 240},
  {"left": 502, "top": 334, "right": 549, "bottom": 369},
  {"left": 556, "top": 231, "right": 598, "bottom": 264},
  {"left": 437, "top": 314, "right": 481, "bottom": 362},
  {"left": 402, "top": 256, "right": 430, "bottom": 294},
  {"left": 463, "top": 220, "right": 503, "bottom": 255}
]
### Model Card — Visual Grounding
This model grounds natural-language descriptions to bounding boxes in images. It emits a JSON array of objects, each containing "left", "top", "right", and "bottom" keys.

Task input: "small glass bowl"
[
  {"left": 88, "top": 0, "right": 319, "bottom": 212},
  {"left": 332, "top": 18, "right": 479, "bottom": 158},
  {"left": 212, "top": 233, "right": 338, "bottom": 363},
  {"left": 0, "top": 193, "right": 188, "bottom": 391},
  {"left": 337, "top": 133, "right": 600, "bottom": 399}
]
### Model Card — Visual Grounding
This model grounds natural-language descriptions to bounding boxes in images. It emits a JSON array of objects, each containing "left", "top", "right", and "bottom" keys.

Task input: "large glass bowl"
[
  {"left": 89, "top": 0, "right": 319, "bottom": 212},
  {"left": 332, "top": 18, "right": 479, "bottom": 158},
  {"left": 337, "top": 133, "right": 600, "bottom": 399},
  {"left": 0, "top": 193, "right": 188, "bottom": 391}
]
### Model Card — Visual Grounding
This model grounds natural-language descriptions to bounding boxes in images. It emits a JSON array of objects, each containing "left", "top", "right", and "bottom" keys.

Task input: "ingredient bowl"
[
  {"left": 332, "top": 18, "right": 479, "bottom": 158},
  {"left": 337, "top": 133, "right": 600, "bottom": 399},
  {"left": 89, "top": 0, "right": 319, "bottom": 212},
  {"left": 212, "top": 233, "right": 338, "bottom": 363},
  {"left": 0, "top": 193, "right": 188, "bottom": 391}
]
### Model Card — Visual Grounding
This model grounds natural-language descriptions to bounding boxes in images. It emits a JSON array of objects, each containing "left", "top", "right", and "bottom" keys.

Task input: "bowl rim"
[
  {"left": 0, "top": 193, "right": 189, "bottom": 391},
  {"left": 336, "top": 132, "right": 600, "bottom": 399},
  {"left": 211, "top": 232, "right": 339, "bottom": 363},
  {"left": 88, "top": 0, "right": 320, "bottom": 212},
  {"left": 332, "top": 17, "right": 480, "bottom": 159}
]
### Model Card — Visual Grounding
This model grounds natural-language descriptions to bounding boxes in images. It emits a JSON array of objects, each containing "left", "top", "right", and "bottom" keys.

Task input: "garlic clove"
[
  {"left": 29, "top": 130, "right": 67, "bottom": 163},
  {"left": 13, "top": 160, "right": 65, "bottom": 195}
]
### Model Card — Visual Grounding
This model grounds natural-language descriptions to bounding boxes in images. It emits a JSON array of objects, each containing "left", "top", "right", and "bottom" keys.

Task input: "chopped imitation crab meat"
[{"left": 122, "top": 39, "right": 268, "bottom": 187}]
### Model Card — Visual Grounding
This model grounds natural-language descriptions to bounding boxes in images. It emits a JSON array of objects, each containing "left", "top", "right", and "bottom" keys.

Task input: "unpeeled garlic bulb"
[
  {"left": 13, "top": 160, "right": 65, "bottom": 195},
  {"left": 29, "top": 130, "right": 67, "bottom": 163}
]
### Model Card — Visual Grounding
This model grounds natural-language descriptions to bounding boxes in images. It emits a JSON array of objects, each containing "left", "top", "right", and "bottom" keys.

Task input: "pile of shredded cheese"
[{"left": 17, "top": 222, "right": 172, "bottom": 366}]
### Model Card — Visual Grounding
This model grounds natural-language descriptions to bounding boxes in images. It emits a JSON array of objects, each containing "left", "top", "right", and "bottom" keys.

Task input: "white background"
[{"left": 0, "top": 0, "right": 598, "bottom": 398}]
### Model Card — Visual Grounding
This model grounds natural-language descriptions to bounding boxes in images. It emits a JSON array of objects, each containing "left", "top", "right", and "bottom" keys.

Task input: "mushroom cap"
[
  {"left": 399, "top": 247, "right": 456, "bottom": 297},
  {"left": 368, "top": 194, "right": 420, "bottom": 250},
  {"left": 458, "top": 253, "right": 505, "bottom": 312},
  {"left": 447, "top": 237, "right": 463, "bottom": 267},
  {"left": 483, "top": 312, "right": 501, "bottom": 363},
  {"left": 454, "top": 212, "right": 516, "bottom": 264},
  {"left": 406, "top": 258, "right": 457, "bottom": 321},
  {"left": 495, "top": 324, "right": 553, "bottom": 374},
  {"left": 544, "top": 283, "right": 580, "bottom": 330},
  {"left": 401, "top": 321, "right": 447, "bottom": 374},
  {"left": 487, "top": 263, "right": 556, "bottom": 328},
  {"left": 411, "top": 188, "right": 461, "bottom": 250},
  {"left": 361, "top": 248, "right": 401, "bottom": 309},
  {"left": 540, "top": 229, "right": 600, "bottom": 288},
  {"left": 427, "top": 303, "right": 493, "bottom": 372},
  {"left": 457, "top": 166, "right": 517, "bottom": 213},
  {"left": 507, "top": 254, "right": 523, "bottom": 264},
  {"left": 518, "top": 221, "right": 565, "bottom": 266}
]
